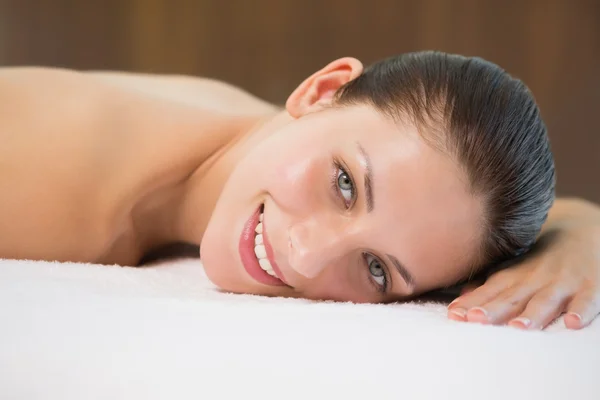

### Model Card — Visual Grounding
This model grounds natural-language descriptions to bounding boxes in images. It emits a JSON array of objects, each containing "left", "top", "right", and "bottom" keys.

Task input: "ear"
[{"left": 286, "top": 57, "right": 364, "bottom": 118}]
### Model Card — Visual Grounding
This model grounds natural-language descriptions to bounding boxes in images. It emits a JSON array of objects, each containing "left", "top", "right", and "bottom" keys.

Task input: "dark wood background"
[{"left": 1, "top": 0, "right": 598, "bottom": 202}]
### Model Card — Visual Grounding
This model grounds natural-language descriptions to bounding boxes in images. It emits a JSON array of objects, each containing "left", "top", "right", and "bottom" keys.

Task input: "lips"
[{"left": 239, "top": 204, "right": 288, "bottom": 286}]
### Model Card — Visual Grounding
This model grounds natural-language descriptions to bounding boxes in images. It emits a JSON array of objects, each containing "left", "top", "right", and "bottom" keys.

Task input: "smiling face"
[{"left": 200, "top": 103, "right": 484, "bottom": 303}]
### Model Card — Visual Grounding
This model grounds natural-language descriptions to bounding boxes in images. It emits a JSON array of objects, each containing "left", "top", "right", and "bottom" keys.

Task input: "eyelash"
[
  {"left": 364, "top": 253, "right": 389, "bottom": 293},
  {"left": 330, "top": 158, "right": 390, "bottom": 294},
  {"left": 330, "top": 158, "right": 357, "bottom": 209}
]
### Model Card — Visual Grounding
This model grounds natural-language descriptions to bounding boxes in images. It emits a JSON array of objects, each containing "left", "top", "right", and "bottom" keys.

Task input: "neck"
[
  {"left": 132, "top": 109, "right": 292, "bottom": 254},
  {"left": 175, "top": 109, "right": 293, "bottom": 245}
]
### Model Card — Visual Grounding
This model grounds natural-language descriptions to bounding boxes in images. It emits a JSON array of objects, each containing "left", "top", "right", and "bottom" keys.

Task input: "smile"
[{"left": 239, "top": 204, "right": 288, "bottom": 286}]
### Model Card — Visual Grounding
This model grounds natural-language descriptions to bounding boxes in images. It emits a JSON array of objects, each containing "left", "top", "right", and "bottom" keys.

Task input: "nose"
[{"left": 287, "top": 215, "right": 352, "bottom": 278}]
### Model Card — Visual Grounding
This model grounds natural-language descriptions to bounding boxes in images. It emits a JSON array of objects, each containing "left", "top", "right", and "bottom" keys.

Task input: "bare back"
[{"left": 0, "top": 67, "right": 276, "bottom": 265}]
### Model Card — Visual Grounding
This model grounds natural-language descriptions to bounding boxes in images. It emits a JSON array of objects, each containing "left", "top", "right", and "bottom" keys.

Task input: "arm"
[
  {"left": 540, "top": 197, "right": 600, "bottom": 234},
  {"left": 447, "top": 197, "right": 600, "bottom": 330}
]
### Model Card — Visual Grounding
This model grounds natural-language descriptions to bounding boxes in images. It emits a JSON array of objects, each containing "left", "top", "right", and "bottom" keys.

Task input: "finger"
[
  {"left": 466, "top": 284, "right": 536, "bottom": 325},
  {"left": 564, "top": 290, "right": 600, "bottom": 330},
  {"left": 447, "top": 277, "right": 512, "bottom": 322},
  {"left": 459, "top": 281, "right": 483, "bottom": 296},
  {"left": 449, "top": 268, "right": 521, "bottom": 309},
  {"left": 508, "top": 286, "right": 571, "bottom": 330}
]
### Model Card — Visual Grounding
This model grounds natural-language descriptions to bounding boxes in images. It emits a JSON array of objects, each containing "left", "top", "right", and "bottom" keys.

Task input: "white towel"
[{"left": 0, "top": 258, "right": 598, "bottom": 400}]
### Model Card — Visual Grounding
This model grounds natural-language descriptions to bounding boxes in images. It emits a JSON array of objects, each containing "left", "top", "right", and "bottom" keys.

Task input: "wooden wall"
[{"left": 1, "top": 0, "right": 598, "bottom": 201}]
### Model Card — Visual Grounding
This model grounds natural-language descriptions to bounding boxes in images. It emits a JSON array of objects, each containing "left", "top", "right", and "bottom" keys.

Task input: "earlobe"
[{"left": 286, "top": 57, "right": 364, "bottom": 118}]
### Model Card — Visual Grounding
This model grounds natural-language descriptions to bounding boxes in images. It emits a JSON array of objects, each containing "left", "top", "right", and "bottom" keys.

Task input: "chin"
[
  {"left": 200, "top": 252, "right": 228, "bottom": 287},
  {"left": 200, "top": 253, "right": 247, "bottom": 295}
]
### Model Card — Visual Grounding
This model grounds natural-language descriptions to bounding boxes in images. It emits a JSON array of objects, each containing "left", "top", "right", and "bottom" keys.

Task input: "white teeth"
[
  {"left": 254, "top": 211, "right": 277, "bottom": 278},
  {"left": 254, "top": 244, "right": 267, "bottom": 259},
  {"left": 259, "top": 258, "right": 275, "bottom": 276},
  {"left": 265, "top": 269, "right": 276, "bottom": 277}
]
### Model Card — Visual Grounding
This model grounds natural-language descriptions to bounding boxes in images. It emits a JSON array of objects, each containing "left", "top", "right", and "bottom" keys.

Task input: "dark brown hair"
[{"left": 334, "top": 51, "right": 555, "bottom": 275}]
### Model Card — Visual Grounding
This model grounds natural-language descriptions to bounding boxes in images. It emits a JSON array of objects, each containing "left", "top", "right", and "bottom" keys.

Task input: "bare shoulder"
[
  {"left": 0, "top": 67, "right": 122, "bottom": 262},
  {"left": 0, "top": 67, "right": 278, "bottom": 113},
  {"left": 0, "top": 66, "right": 270, "bottom": 265},
  {"left": 87, "top": 70, "right": 280, "bottom": 115}
]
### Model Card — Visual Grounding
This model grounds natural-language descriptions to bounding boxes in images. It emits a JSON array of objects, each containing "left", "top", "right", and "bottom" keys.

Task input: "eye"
[
  {"left": 364, "top": 253, "right": 388, "bottom": 293},
  {"left": 336, "top": 167, "right": 355, "bottom": 206}
]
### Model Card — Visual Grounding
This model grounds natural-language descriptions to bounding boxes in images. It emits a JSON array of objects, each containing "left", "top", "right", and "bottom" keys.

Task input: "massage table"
[{"left": 1, "top": 258, "right": 598, "bottom": 399}]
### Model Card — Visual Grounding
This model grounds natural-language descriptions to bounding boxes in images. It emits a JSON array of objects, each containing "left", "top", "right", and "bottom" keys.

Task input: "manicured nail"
[
  {"left": 509, "top": 317, "right": 531, "bottom": 329},
  {"left": 565, "top": 312, "right": 583, "bottom": 329},
  {"left": 468, "top": 307, "right": 489, "bottom": 323},
  {"left": 449, "top": 308, "right": 467, "bottom": 319},
  {"left": 567, "top": 312, "right": 582, "bottom": 322},
  {"left": 448, "top": 299, "right": 461, "bottom": 309}
]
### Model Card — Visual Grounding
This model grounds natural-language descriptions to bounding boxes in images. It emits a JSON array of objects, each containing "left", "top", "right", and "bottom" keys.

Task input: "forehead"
[{"left": 337, "top": 108, "right": 484, "bottom": 289}]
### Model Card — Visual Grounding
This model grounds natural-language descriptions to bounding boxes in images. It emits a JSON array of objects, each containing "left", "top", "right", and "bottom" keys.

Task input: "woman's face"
[{"left": 201, "top": 103, "right": 483, "bottom": 303}]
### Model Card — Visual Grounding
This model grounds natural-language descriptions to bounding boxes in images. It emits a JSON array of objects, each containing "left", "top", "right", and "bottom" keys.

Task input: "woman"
[{"left": 1, "top": 51, "right": 598, "bottom": 330}]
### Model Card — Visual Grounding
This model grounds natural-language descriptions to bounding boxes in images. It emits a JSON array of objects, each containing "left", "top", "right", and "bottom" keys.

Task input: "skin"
[
  {"left": 0, "top": 58, "right": 598, "bottom": 329},
  {"left": 449, "top": 198, "right": 600, "bottom": 330}
]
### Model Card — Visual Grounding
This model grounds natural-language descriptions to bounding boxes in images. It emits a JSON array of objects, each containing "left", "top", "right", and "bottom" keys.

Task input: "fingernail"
[
  {"left": 567, "top": 312, "right": 582, "bottom": 322},
  {"left": 565, "top": 312, "right": 583, "bottom": 329},
  {"left": 448, "top": 299, "right": 460, "bottom": 309},
  {"left": 449, "top": 307, "right": 467, "bottom": 320},
  {"left": 509, "top": 317, "right": 531, "bottom": 329},
  {"left": 468, "top": 307, "right": 489, "bottom": 323}
]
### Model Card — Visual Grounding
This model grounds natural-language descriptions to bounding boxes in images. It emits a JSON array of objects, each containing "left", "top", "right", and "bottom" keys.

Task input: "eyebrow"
[
  {"left": 355, "top": 142, "right": 374, "bottom": 212},
  {"left": 355, "top": 142, "right": 417, "bottom": 290},
  {"left": 387, "top": 254, "right": 416, "bottom": 289}
]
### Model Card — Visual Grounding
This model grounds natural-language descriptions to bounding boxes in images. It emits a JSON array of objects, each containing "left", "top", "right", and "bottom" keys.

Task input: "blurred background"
[{"left": 0, "top": 0, "right": 598, "bottom": 202}]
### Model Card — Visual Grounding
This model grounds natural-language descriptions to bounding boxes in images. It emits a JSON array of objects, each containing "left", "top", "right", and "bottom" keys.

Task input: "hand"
[{"left": 447, "top": 199, "right": 600, "bottom": 330}]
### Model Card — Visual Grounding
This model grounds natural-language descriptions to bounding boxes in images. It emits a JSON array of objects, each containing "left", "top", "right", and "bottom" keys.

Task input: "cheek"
[
  {"left": 265, "top": 149, "right": 329, "bottom": 215},
  {"left": 299, "top": 258, "right": 378, "bottom": 303}
]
